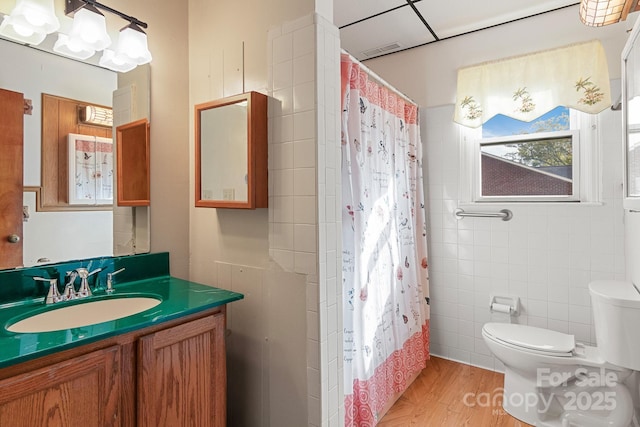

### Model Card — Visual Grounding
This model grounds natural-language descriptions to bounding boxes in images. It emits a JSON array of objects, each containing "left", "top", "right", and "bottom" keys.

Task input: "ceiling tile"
[
  {"left": 339, "top": 6, "right": 436, "bottom": 60},
  {"left": 333, "top": 0, "right": 408, "bottom": 28},
  {"left": 414, "top": 0, "right": 578, "bottom": 39}
]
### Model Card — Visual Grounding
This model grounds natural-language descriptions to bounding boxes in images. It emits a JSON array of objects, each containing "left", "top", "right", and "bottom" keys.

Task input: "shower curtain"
[{"left": 341, "top": 53, "right": 430, "bottom": 427}]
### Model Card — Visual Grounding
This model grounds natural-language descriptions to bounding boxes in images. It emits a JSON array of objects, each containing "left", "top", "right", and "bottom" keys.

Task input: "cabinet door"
[
  {"left": 0, "top": 345, "right": 121, "bottom": 427},
  {"left": 0, "top": 88, "right": 24, "bottom": 269},
  {"left": 138, "top": 313, "right": 226, "bottom": 427},
  {"left": 195, "top": 91, "right": 268, "bottom": 209},
  {"left": 116, "top": 118, "right": 150, "bottom": 206}
]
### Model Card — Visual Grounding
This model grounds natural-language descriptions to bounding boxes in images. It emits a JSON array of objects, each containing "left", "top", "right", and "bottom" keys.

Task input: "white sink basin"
[{"left": 7, "top": 297, "right": 162, "bottom": 333}]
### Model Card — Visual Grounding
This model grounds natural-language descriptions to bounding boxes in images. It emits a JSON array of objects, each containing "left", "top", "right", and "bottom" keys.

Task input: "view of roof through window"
[{"left": 479, "top": 106, "right": 574, "bottom": 198}]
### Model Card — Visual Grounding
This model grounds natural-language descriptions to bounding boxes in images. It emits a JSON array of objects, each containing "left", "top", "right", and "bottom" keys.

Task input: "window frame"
[
  {"left": 475, "top": 130, "right": 580, "bottom": 203},
  {"left": 459, "top": 109, "right": 600, "bottom": 205}
]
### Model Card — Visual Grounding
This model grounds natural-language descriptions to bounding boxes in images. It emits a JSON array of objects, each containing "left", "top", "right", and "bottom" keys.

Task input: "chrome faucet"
[
  {"left": 35, "top": 268, "right": 103, "bottom": 305},
  {"left": 33, "top": 277, "right": 61, "bottom": 304},
  {"left": 106, "top": 268, "right": 125, "bottom": 294},
  {"left": 63, "top": 271, "right": 78, "bottom": 301},
  {"left": 75, "top": 267, "right": 102, "bottom": 298}
]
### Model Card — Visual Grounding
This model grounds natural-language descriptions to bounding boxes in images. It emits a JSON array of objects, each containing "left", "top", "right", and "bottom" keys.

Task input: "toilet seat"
[{"left": 482, "top": 323, "right": 575, "bottom": 357}]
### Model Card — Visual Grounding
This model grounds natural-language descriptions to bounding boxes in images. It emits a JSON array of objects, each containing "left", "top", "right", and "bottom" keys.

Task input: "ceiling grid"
[{"left": 335, "top": 0, "right": 582, "bottom": 60}]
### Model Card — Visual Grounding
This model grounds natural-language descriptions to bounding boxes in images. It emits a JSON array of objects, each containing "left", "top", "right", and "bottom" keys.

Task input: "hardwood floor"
[{"left": 378, "top": 356, "right": 532, "bottom": 426}]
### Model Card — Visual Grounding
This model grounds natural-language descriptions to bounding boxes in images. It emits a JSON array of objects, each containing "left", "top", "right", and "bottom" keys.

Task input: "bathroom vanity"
[{"left": 0, "top": 252, "right": 243, "bottom": 426}]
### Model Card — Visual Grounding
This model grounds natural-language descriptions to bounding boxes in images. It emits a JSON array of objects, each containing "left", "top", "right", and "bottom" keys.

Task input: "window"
[
  {"left": 459, "top": 106, "right": 600, "bottom": 204},
  {"left": 479, "top": 106, "right": 578, "bottom": 201}
]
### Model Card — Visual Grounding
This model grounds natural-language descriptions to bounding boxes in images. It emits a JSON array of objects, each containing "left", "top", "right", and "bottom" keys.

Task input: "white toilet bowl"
[
  {"left": 482, "top": 323, "right": 634, "bottom": 427},
  {"left": 482, "top": 280, "right": 640, "bottom": 427}
]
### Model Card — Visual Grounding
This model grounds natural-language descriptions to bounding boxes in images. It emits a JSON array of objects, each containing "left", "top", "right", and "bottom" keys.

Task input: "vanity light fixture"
[
  {"left": 1, "top": 0, "right": 150, "bottom": 71},
  {"left": 0, "top": 0, "right": 59, "bottom": 45},
  {"left": 98, "top": 48, "right": 136, "bottom": 72},
  {"left": 64, "top": 3, "right": 110, "bottom": 51},
  {"left": 113, "top": 22, "right": 151, "bottom": 65},
  {"left": 79, "top": 105, "right": 113, "bottom": 127},
  {"left": 52, "top": 2, "right": 111, "bottom": 59},
  {"left": 579, "top": 0, "right": 640, "bottom": 26},
  {"left": 53, "top": 32, "right": 95, "bottom": 60},
  {"left": 99, "top": 22, "right": 151, "bottom": 72},
  {"left": 51, "top": 0, "right": 151, "bottom": 72}
]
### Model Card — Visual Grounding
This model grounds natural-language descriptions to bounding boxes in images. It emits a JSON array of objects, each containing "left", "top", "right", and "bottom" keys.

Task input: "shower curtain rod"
[{"left": 341, "top": 49, "right": 418, "bottom": 107}]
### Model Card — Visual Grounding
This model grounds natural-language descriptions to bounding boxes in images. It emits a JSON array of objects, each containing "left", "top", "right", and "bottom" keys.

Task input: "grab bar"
[{"left": 454, "top": 208, "right": 513, "bottom": 221}]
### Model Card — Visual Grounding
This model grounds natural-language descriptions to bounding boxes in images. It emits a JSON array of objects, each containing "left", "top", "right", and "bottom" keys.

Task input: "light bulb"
[
  {"left": 0, "top": 0, "right": 58, "bottom": 45},
  {"left": 0, "top": 14, "right": 46, "bottom": 44},
  {"left": 12, "top": 22, "right": 35, "bottom": 37},
  {"left": 99, "top": 49, "right": 136, "bottom": 72},
  {"left": 24, "top": 6, "right": 49, "bottom": 27},
  {"left": 68, "top": 5, "right": 111, "bottom": 51},
  {"left": 14, "top": 0, "right": 59, "bottom": 33},
  {"left": 53, "top": 33, "right": 95, "bottom": 60},
  {"left": 115, "top": 23, "right": 152, "bottom": 65}
]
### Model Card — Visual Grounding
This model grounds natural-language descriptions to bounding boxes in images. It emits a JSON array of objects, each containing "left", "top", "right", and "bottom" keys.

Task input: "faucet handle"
[
  {"left": 106, "top": 268, "right": 125, "bottom": 294},
  {"left": 63, "top": 271, "right": 78, "bottom": 301},
  {"left": 75, "top": 267, "right": 102, "bottom": 298},
  {"left": 46, "top": 279, "right": 61, "bottom": 304},
  {"left": 63, "top": 282, "right": 77, "bottom": 300},
  {"left": 76, "top": 267, "right": 102, "bottom": 277},
  {"left": 75, "top": 267, "right": 89, "bottom": 279},
  {"left": 65, "top": 270, "right": 78, "bottom": 283},
  {"left": 87, "top": 268, "right": 102, "bottom": 277},
  {"left": 34, "top": 277, "right": 61, "bottom": 304}
]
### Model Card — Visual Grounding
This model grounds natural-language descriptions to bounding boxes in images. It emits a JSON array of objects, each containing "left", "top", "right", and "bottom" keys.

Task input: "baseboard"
[{"left": 429, "top": 351, "right": 505, "bottom": 374}]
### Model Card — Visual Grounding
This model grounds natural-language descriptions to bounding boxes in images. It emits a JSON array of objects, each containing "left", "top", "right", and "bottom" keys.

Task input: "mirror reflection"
[
  {"left": 0, "top": 38, "right": 115, "bottom": 269},
  {"left": 42, "top": 93, "right": 114, "bottom": 208},
  {"left": 0, "top": 36, "right": 149, "bottom": 269}
]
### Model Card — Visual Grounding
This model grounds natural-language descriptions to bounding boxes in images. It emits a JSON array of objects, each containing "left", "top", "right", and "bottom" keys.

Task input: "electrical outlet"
[{"left": 222, "top": 188, "right": 235, "bottom": 200}]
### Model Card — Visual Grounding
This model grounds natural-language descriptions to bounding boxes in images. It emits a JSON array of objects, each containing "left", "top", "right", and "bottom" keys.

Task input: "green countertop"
[{"left": 0, "top": 276, "right": 243, "bottom": 369}]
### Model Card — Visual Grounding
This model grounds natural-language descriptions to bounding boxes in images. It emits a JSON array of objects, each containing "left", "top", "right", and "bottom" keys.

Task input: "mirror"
[
  {"left": 623, "top": 16, "right": 640, "bottom": 210},
  {"left": 0, "top": 36, "right": 150, "bottom": 269},
  {"left": 195, "top": 91, "right": 268, "bottom": 209}
]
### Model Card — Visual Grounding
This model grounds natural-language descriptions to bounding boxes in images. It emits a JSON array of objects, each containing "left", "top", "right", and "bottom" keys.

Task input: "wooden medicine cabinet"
[
  {"left": 117, "top": 118, "right": 150, "bottom": 206},
  {"left": 195, "top": 91, "right": 267, "bottom": 209}
]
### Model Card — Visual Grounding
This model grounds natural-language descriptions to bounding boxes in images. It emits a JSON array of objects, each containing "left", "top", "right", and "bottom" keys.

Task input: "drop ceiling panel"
[
  {"left": 339, "top": 6, "right": 436, "bottom": 61},
  {"left": 414, "top": 0, "right": 578, "bottom": 39},
  {"left": 333, "top": 0, "right": 409, "bottom": 28}
]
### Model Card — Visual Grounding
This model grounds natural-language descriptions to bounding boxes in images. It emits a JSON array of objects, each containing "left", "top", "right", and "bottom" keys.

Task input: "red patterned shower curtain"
[{"left": 341, "top": 53, "right": 430, "bottom": 426}]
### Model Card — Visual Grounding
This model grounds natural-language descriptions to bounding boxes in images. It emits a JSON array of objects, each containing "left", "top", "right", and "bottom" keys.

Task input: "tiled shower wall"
[
  {"left": 267, "top": 13, "right": 342, "bottom": 426},
  {"left": 424, "top": 102, "right": 625, "bottom": 371}
]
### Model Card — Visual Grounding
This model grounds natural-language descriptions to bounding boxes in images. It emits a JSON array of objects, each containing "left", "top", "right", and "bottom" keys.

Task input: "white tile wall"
[
  {"left": 268, "top": 13, "right": 342, "bottom": 427},
  {"left": 424, "top": 102, "right": 625, "bottom": 371}
]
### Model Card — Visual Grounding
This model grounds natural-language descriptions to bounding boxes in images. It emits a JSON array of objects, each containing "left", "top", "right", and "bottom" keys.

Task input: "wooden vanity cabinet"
[
  {"left": 138, "top": 313, "right": 226, "bottom": 426},
  {"left": 0, "top": 307, "right": 227, "bottom": 427},
  {"left": 0, "top": 345, "right": 121, "bottom": 427}
]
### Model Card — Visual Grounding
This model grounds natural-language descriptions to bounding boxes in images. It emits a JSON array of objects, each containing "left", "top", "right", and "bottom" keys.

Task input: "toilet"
[{"left": 482, "top": 280, "right": 640, "bottom": 427}]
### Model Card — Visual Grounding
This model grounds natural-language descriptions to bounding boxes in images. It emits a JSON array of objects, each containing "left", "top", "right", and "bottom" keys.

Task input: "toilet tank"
[{"left": 589, "top": 280, "right": 640, "bottom": 371}]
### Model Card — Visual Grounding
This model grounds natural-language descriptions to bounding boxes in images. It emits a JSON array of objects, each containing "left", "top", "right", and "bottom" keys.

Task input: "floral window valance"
[{"left": 454, "top": 40, "right": 611, "bottom": 128}]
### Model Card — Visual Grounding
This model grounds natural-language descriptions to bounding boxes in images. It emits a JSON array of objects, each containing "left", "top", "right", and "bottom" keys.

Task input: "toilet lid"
[{"left": 483, "top": 323, "right": 575, "bottom": 355}]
